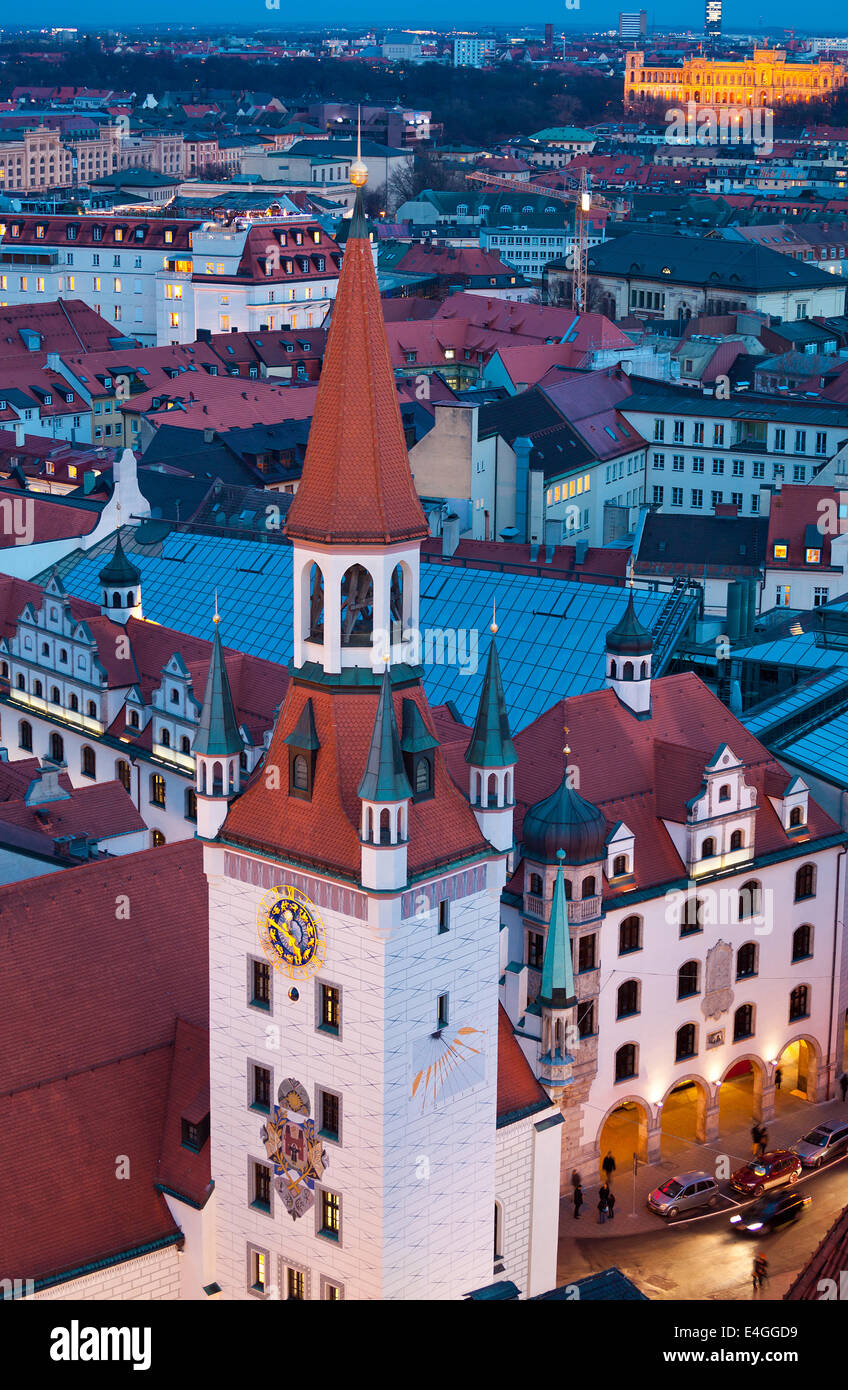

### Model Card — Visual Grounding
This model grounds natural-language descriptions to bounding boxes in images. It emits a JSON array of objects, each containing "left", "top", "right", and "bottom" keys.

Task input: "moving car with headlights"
[
  {"left": 729, "top": 1190, "right": 811, "bottom": 1234},
  {"left": 647, "top": 1171, "right": 719, "bottom": 1218},
  {"left": 729, "top": 1149, "right": 802, "bottom": 1197},
  {"left": 793, "top": 1119, "right": 848, "bottom": 1169}
]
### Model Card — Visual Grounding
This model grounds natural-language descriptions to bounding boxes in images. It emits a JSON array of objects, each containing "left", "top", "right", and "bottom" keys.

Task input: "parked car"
[
  {"left": 648, "top": 1171, "right": 720, "bottom": 1218},
  {"left": 729, "top": 1190, "right": 811, "bottom": 1234},
  {"left": 729, "top": 1149, "right": 802, "bottom": 1197},
  {"left": 793, "top": 1119, "right": 848, "bottom": 1169}
]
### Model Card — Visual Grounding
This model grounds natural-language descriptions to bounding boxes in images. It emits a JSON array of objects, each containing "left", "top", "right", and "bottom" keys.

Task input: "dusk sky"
[{"left": 20, "top": 4, "right": 848, "bottom": 36}]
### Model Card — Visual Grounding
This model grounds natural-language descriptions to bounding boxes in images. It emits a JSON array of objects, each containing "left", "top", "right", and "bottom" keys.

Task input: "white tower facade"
[{"left": 204, "top": 179, "right": 508, "bottom": 1300}]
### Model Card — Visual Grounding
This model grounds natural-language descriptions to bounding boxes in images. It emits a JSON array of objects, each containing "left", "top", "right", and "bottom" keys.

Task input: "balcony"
[{"left": 524, "top": 893, "right": 602, "bottom": 924}]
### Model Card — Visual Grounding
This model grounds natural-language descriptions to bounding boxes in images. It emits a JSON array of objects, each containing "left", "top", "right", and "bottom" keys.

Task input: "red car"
[{"left": 729, "top": 1149, "right": 803, "bottom": 1197}]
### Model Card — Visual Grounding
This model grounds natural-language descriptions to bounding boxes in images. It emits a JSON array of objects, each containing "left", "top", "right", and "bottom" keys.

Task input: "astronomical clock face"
[{"left": 257, "top": 885, "right": 326, "bottom": 980}]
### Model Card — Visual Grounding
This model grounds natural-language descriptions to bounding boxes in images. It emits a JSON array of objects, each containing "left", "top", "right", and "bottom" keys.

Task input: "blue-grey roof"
[
  {"left": 37, "top": 532, "right": 673, "bottom": 734},
  {"left": 743, "top": 668, "right": 848, "bottom": 739},
  {"left": 775, "top": 713, "right": 848, "bottom": 790},
  {"left": 533, "top": 1267, "right": 649, "bottom": 1301}
]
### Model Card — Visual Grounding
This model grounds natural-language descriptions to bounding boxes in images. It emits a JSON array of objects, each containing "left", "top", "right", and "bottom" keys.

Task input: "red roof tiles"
[
  {"left": 223, "top": 676, "right": 487, "bottom": 879},
  {"left": 497, "top": 1004, "right": 551, "bottom": 1123},
  {"left": 0, "top": 841, "right": 210, "bottom": 1284},
  {"left": 285, "top": 207, "right": 429, "bottom": 546},
  {"left": 514, "top": 673, "right": 843, "bottom": 897}
]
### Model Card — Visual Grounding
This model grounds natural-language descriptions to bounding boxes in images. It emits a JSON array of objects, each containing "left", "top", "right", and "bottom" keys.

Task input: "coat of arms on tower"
[{"left": 260, "top": 1077, "right": 329, "bottom": 1221}]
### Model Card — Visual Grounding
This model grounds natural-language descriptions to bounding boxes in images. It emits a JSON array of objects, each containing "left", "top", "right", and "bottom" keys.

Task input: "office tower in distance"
[{"left": 618, "top": 11, "right": 648, "bottom": 40}]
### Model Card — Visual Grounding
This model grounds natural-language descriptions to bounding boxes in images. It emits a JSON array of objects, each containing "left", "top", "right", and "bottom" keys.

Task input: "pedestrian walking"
[
  {"left": 607, "top": 1189, "right": 616, "bottom": 1222},
  {"left": 758, "top": 1126, "right": 769, "bottom": 1157},
  {"left": 598, "top": 1183, "right": 609, "bottom": 1225},
  {"left": 602, "top": 1150, "right": 616, "bottom": 1185},
  {"left": 752, "top": 1253, "right": 769, "bottom": 1293},
  {"left": 572, "top": 1183, "right": 583, "bottom": 1220},
  {"left": 774, "top": 1067, "right": 782, "bottom": 1091},
  {"left": 840, "top": 1072, "right": 848, "bottom": 1103},
  {"left": 570, "top": 1168, "right": 582, "bottom": 1192},
  {"left": 751, "top": 1123, "right": 761, "bottom": 1157}
]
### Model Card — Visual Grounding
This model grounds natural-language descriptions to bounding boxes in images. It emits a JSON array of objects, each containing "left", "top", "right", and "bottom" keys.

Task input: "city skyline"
[{"left": 13, "top": 6, "right": 848, "bottom": 36}]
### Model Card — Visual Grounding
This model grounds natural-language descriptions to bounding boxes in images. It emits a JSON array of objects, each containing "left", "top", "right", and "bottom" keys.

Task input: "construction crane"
[{"left": 465, "top": 166, "right": 611, "bottom": 311}]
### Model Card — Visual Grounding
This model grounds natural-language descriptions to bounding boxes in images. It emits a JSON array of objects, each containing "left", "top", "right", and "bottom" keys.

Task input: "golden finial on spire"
[
  {"left": 563, "top": 723, "right": 571, "bottom": 759},
  {"left": 350, "top": 105, "right": 368, "bottom": 188},
  {"left": 213, "top": 588, "right": 220, "bottom": 626},
  {"left": 490, "top": 598, "right": 498, "bottom": 635}
]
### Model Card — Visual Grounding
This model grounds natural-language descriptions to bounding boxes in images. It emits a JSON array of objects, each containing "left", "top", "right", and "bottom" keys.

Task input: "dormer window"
[
  {"left": 612, "top": 854, "right": 628, "bottom": 877},
  {"left": 789, "top": 806, "right": 804, "bottom": 827},
  {"left": 285, "top": 698, "right": 319, "bottom": 801},
  {"left": 401, "top": 699, "right": 437, "bottom": 804},
  {"left": 805, "top": 547, "right": 821, "bottom": 564},
  {"left": 181, "top": 1113, "right": 210, "bottom": 1151},
  {"left": 773, "top": 541, "right": 788, "bottom": 560}
]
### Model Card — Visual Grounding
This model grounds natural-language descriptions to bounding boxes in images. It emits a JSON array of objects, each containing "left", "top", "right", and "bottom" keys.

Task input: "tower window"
[
  {"left": 252, "top": 1064, "right": 271, "bottom": 1111},
  {"left": 251, "top": 959, "right": 271, "bottom": 1010},
  {"left": 436, "top": 993, "right": 449, "bottom": 1030},
  {"left": 340, "top": 564, "right": 374, "bottom": 646},
  {"left": 318, "top": 983, "right": 340, "bottom": 1035}
]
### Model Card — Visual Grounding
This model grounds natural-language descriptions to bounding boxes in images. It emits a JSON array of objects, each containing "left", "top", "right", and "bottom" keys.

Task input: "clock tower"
[{"left": 202, "top": 173, "right": 509, "bottom": 1300}]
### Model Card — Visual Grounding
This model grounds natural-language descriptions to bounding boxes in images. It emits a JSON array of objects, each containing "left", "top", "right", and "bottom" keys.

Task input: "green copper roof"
[
  {"left": 357, "top": 668, "right": 412, "bottom": 803},
  {"left": 401, "top": 699, "right": 438, "bottom": 753},
  {"left": 539, "top": 858, "right": 576, "bottom": 1009},
  {"left": 98, "top": 529, "right": 141, "bottom": 588},
  {"left": 284, "top": 698, "right": 320, "bottom": 750},
  {"left": 465, "top": 635, "right": 516, "bottom": 768},
  {"left": 192, "top": 622, "right": 243, "bottom": 758},
  {"left": 348, "top": 186, "right": 369, "bottom": 241}
]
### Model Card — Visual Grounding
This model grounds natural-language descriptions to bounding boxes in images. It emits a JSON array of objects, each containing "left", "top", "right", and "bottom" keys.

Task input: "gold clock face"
[{"left": 257, "top": 885, "right": 326, "bottom": 979}]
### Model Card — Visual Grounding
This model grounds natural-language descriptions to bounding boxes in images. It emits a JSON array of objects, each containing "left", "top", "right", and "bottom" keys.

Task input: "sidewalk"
[{"left": 561, "top": 1092, "right": 847, "bottom": 1239}]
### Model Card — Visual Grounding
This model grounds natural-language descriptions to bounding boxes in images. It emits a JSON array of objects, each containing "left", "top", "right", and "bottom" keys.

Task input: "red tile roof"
[
  {"left": 156, "top": 1018, "right": 212, "bottom": 1208},
  {"left": 514, "top": 673, "right": 843, "bottom": 897},
  {"left": 496, "top": 1004, "right": 551, "bottom": 1123},
  {"left": 0, "top": 777, "right": 145, "bottom": 842},
  {"left": 0, "top": 840, "right": 210, "bottom": 1284},
  {"left": 767, "top": 484, "right": 837, "bottom": 570},
  {"left": 0, "top": 487, "right": 100, "bottom": 546},
  {"left": 0, "top": 216, "right": 199, "bottom": 252},
  {"left": 0, "top": 299, "right": 128, "bottom": 364},
  {"left": 223, "top": 675, "right": 487, "bottom": 879},
  {"left": 285, "top": 204, "right": 429, "bottom": 545}
]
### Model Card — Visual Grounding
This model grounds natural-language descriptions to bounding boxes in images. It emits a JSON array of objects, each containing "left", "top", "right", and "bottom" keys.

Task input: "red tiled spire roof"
[{"left": 284, "top": 191, "right": 429, "bottom": 546}]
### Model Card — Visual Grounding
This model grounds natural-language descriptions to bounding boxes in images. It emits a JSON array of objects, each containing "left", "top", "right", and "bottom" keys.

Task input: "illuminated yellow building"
[{"left": 625, "top": 46, "right": 847, "bottom": 109}]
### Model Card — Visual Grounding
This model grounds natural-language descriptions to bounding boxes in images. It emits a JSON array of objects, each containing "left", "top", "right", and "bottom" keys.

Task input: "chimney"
[
  {"left": 14, "top": 421, "right": 25, "bottom": 447},
  {"left": 441, "top": 512, "right": 460, "bottom": 557},
  {"left": 204, "top": 427, "right": 215, "bottom": 443},
  {"left": 24, "top": 759, "right": 72, "bottom": 807}
]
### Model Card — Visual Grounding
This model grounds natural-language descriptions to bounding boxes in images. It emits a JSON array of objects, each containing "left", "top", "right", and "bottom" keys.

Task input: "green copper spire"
[
  {"left": 539, "top": 854, "right": 576, "bottom": 1010},
  {"left": 465, "top": 629, "right": 516, "bottom": 769},
  {"left": 193, "top": 617, "right": 243, "bottom": 758},
  {"left": 357, "top": 668, "right": 413, "bottom": 803}
]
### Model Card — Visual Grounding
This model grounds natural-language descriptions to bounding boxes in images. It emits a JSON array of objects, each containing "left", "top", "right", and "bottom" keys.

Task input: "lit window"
[
  {"left": 805, "top": 548, "right": 821, "bottom": 564},
  {"left": 773, "top": 543, "right": 788, "bottom": 560}
]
